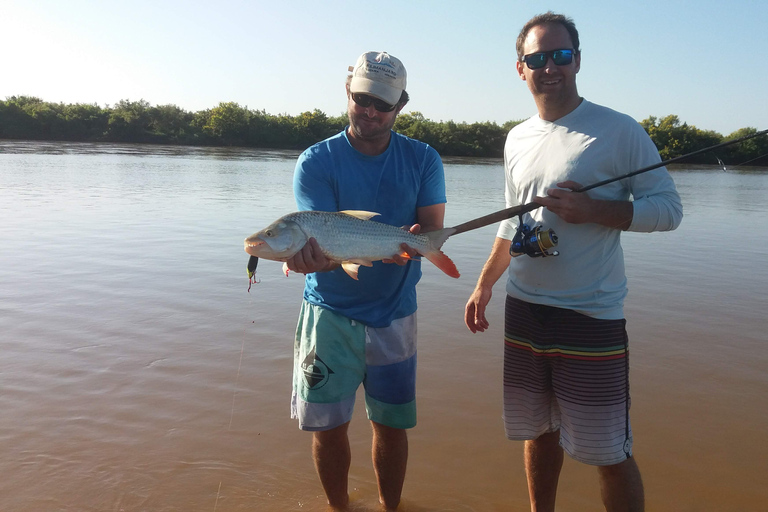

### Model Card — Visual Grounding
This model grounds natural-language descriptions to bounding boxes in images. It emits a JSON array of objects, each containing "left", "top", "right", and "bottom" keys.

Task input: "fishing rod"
[
  {"left": 449, "top": 127, "right": 768, "bottom": 238},
  {"left": 720, "top": 151, "right": 768, "bottom": 169},
  {"left": 246, "top": 128, "right": 766, "bottom": 284},
  {"left": 577, "top": 128, "right": 768, "bottom": 193}
]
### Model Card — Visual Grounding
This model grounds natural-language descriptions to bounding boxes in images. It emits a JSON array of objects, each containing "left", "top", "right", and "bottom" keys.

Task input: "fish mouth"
[{"left": 244, "top": 238, "right": 265, "bottom": 256}]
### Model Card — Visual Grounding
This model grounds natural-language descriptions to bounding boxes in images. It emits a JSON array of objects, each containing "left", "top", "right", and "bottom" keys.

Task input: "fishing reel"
[{"left": 510, "top": 216, "right": 559, "bottom": 258}]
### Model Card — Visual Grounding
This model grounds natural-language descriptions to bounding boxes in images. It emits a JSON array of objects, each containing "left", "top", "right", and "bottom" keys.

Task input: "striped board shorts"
[
  {"left": 503, "top": 296, "right": 633, "bottom": 466},
  {"left": 291, "top": 301, "right": 418, "bottom": 431}
]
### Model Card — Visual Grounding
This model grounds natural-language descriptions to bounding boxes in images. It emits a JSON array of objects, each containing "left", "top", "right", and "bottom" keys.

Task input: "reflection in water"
[
  {"left": 0, "top": 141, "right": 767, "bottom": 511},
  {"left": 0, "top": 139, "right": 302, "bottom": 161}
]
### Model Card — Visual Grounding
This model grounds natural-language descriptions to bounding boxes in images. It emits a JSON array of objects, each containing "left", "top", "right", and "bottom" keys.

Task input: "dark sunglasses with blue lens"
[
  {"left": 351, "top": 93, "right": 397, "bottom": 112},
  {"left": 521, "top": 49, "right": 576, "bottom": 70}
]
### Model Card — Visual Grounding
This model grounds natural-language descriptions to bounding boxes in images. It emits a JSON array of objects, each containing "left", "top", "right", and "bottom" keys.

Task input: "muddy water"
[{"left": 1, "top": 141, "right": 766, "bottom": 511}]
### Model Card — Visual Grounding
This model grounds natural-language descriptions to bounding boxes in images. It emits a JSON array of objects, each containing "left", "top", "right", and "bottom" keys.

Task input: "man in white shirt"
[{"left": 465, "top": 12, "right": 682, "bottom": 512}]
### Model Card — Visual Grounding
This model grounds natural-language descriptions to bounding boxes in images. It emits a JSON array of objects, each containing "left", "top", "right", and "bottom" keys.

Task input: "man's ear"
[{"left": 516, "top": 60, "right": 526, "bottom": 81}]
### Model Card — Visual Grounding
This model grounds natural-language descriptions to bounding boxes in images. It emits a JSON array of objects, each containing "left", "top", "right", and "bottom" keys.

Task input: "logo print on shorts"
[{"left": 301, "top": 348, "right": 334, "bottom": 390}]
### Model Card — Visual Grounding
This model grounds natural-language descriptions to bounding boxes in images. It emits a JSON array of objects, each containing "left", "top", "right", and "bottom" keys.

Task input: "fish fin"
[
  {"left": 341, "top": 261, "right": 361, "bottom": 280},
  {"left": 339, "top": 210, "right": 381, "bottom": 221},
  {"left": 420, "top": 228, "right": 459, "bottom": 278},
  {"left": 347, "top": 258, "right": 374, "bottom": 267},
  {"left": 392, "top": 250, "right": 421, "bottom": 261},
  {"left": 423, "top": 249, "right": 460, "bottom": 279}
]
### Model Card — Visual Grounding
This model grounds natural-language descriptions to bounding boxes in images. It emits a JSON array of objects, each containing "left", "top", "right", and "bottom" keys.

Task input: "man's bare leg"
[
  {"left": 524, "top": 430, "right": 564, "bottom": 512},
  {"left": 313, "top": 422, "right": 351, "bottom": 510},
  {"left": 597, "top": 457, "right": 644, "bottom": 512},
  {"left": 371, "top": 421, "right": 408, "bottom": 510}
]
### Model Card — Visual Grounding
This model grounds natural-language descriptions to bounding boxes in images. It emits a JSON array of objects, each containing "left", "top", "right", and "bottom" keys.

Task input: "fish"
[{"left": 244, "top": 210, "right": 460, "bottom": 280}]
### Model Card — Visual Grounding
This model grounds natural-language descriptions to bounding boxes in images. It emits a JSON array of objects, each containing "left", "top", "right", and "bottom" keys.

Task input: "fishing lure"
[{"left": 247, "top": 256, "right": 259, "bottom": 292}]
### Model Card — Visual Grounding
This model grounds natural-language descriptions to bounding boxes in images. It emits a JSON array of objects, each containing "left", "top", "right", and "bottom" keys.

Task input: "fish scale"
[{"left": 285, "top": 211, "right": 430, "bottom": 261}]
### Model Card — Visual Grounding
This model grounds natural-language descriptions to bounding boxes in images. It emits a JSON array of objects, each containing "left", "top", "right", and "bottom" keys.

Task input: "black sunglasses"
[
  {"left": 351, "top": 93, "right": 397, "bottom": 112},
  {"left": 521, "top": 49, "right": 576, "bottom": 70}
]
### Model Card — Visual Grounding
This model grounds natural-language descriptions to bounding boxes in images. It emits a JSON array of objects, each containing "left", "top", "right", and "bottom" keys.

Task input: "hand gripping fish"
[{"left": 244, "top": 210, "right": 459, "bottom": 283}]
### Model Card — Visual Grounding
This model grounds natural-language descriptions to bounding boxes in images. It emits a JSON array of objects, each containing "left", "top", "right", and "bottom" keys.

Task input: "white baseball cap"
[{"left": 348, "top": 51, "right": 407, "bottom": 106}]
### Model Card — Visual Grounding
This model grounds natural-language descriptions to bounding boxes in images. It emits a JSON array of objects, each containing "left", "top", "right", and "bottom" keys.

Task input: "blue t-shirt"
[{"left": 293, "top": 129, "right": 446, "bottom": 327}]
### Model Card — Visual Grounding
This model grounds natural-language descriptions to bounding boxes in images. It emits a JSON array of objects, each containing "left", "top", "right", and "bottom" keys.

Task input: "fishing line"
[
  {"left": 716, "top": 157, "right": 728, "bottom": 172},
  {"left": 725, "top": 152, "right": 768, "bottom": 169},
  {"left": 229, "top": 338, "right": 246, "bottom": 430},
  {"left": 448, "top": 128, "right": 768, "bottom": 236},
  {"left": 216, "top": 337, "right": 245, "bottom": 512},
  {"left": 213, "top": 480, "right": 222, "bottom": 512}
]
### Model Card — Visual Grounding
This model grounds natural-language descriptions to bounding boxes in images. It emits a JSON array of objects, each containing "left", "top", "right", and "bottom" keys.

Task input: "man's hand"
[
  {"left": 465, "top": 285, "right": 492, "bottom": 333},
  {"left": 535, "top": 181, "right": 594, "bottom": 224},
  {"left": 536, "top": 180, "right": 633, "bottom": 230},
  {"left": 284, "top": 237, "right": 338, "bottom": 274},
  {"left": 463, "top": 237, "right": 513, "bottom": 334},
  {"left": 383, "top": 224, "right": 421, "bottom": 266}
]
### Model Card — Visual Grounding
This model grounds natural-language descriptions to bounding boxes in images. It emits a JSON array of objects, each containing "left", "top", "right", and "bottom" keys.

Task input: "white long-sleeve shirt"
[{"left": 497, "top": 100, "right": 683, "bottom": 319}]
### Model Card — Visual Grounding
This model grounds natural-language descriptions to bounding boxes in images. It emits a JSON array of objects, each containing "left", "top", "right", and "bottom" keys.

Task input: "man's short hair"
[{"left": 516, "top": 12, "right": 580, "bottom": 61}]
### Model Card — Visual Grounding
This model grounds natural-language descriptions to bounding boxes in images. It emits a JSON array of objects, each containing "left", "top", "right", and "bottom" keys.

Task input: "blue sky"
[{"left": 2, "top": 0, "right": 766, "bottom": 135}]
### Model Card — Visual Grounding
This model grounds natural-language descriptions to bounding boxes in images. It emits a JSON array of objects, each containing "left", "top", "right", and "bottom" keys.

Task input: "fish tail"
[
  {"left": 424, "top": 227, "right": 455, "bottom": 250},
  {"left": 423, "top": 249, "right": 460, "bottom": 278},
  {"left": 423, "top": 228, "right": 459, "bottom": 278}
]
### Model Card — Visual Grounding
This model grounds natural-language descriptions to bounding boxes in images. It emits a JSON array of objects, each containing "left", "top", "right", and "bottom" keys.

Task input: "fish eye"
[{"left": 265, "top": 230, "right": 273, "bottom": 237}]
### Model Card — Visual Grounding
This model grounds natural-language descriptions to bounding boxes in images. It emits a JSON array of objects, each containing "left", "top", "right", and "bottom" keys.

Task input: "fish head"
[{"left": 244, "top": 218, "right": 308, "bottom": 261}]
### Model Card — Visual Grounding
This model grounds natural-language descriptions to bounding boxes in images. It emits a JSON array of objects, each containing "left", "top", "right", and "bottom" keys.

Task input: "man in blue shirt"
[{"left": 285, "top": 51, "right": 446, "bottom": 510}]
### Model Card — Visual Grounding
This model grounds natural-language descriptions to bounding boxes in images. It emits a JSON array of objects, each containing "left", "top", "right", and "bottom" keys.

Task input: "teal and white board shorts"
[{"left": 291, "top": 300, "right": 417, "bottom": 431}]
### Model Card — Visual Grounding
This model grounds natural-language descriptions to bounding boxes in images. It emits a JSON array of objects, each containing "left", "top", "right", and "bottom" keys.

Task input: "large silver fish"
[{"left": 244, "top": 210, "right": 459, "bottom": 280}]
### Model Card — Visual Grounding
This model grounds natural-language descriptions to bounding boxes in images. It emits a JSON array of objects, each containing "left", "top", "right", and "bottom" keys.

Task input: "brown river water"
[{"left": 1, "top": 141, "right": 766, "bottom": 511}]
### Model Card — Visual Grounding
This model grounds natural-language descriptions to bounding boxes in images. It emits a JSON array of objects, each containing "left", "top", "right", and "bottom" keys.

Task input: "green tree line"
[{"left": 1, "top": 96, "right": 765, "bottom": 164}]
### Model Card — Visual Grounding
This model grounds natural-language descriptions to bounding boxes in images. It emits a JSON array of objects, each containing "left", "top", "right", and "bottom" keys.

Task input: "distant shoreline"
[
  {"left": 4, "top": 139, "right": 767, "bottom": 173},
  {"left": 1, "top": 97, "right": 766, "bottom": 164}
]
